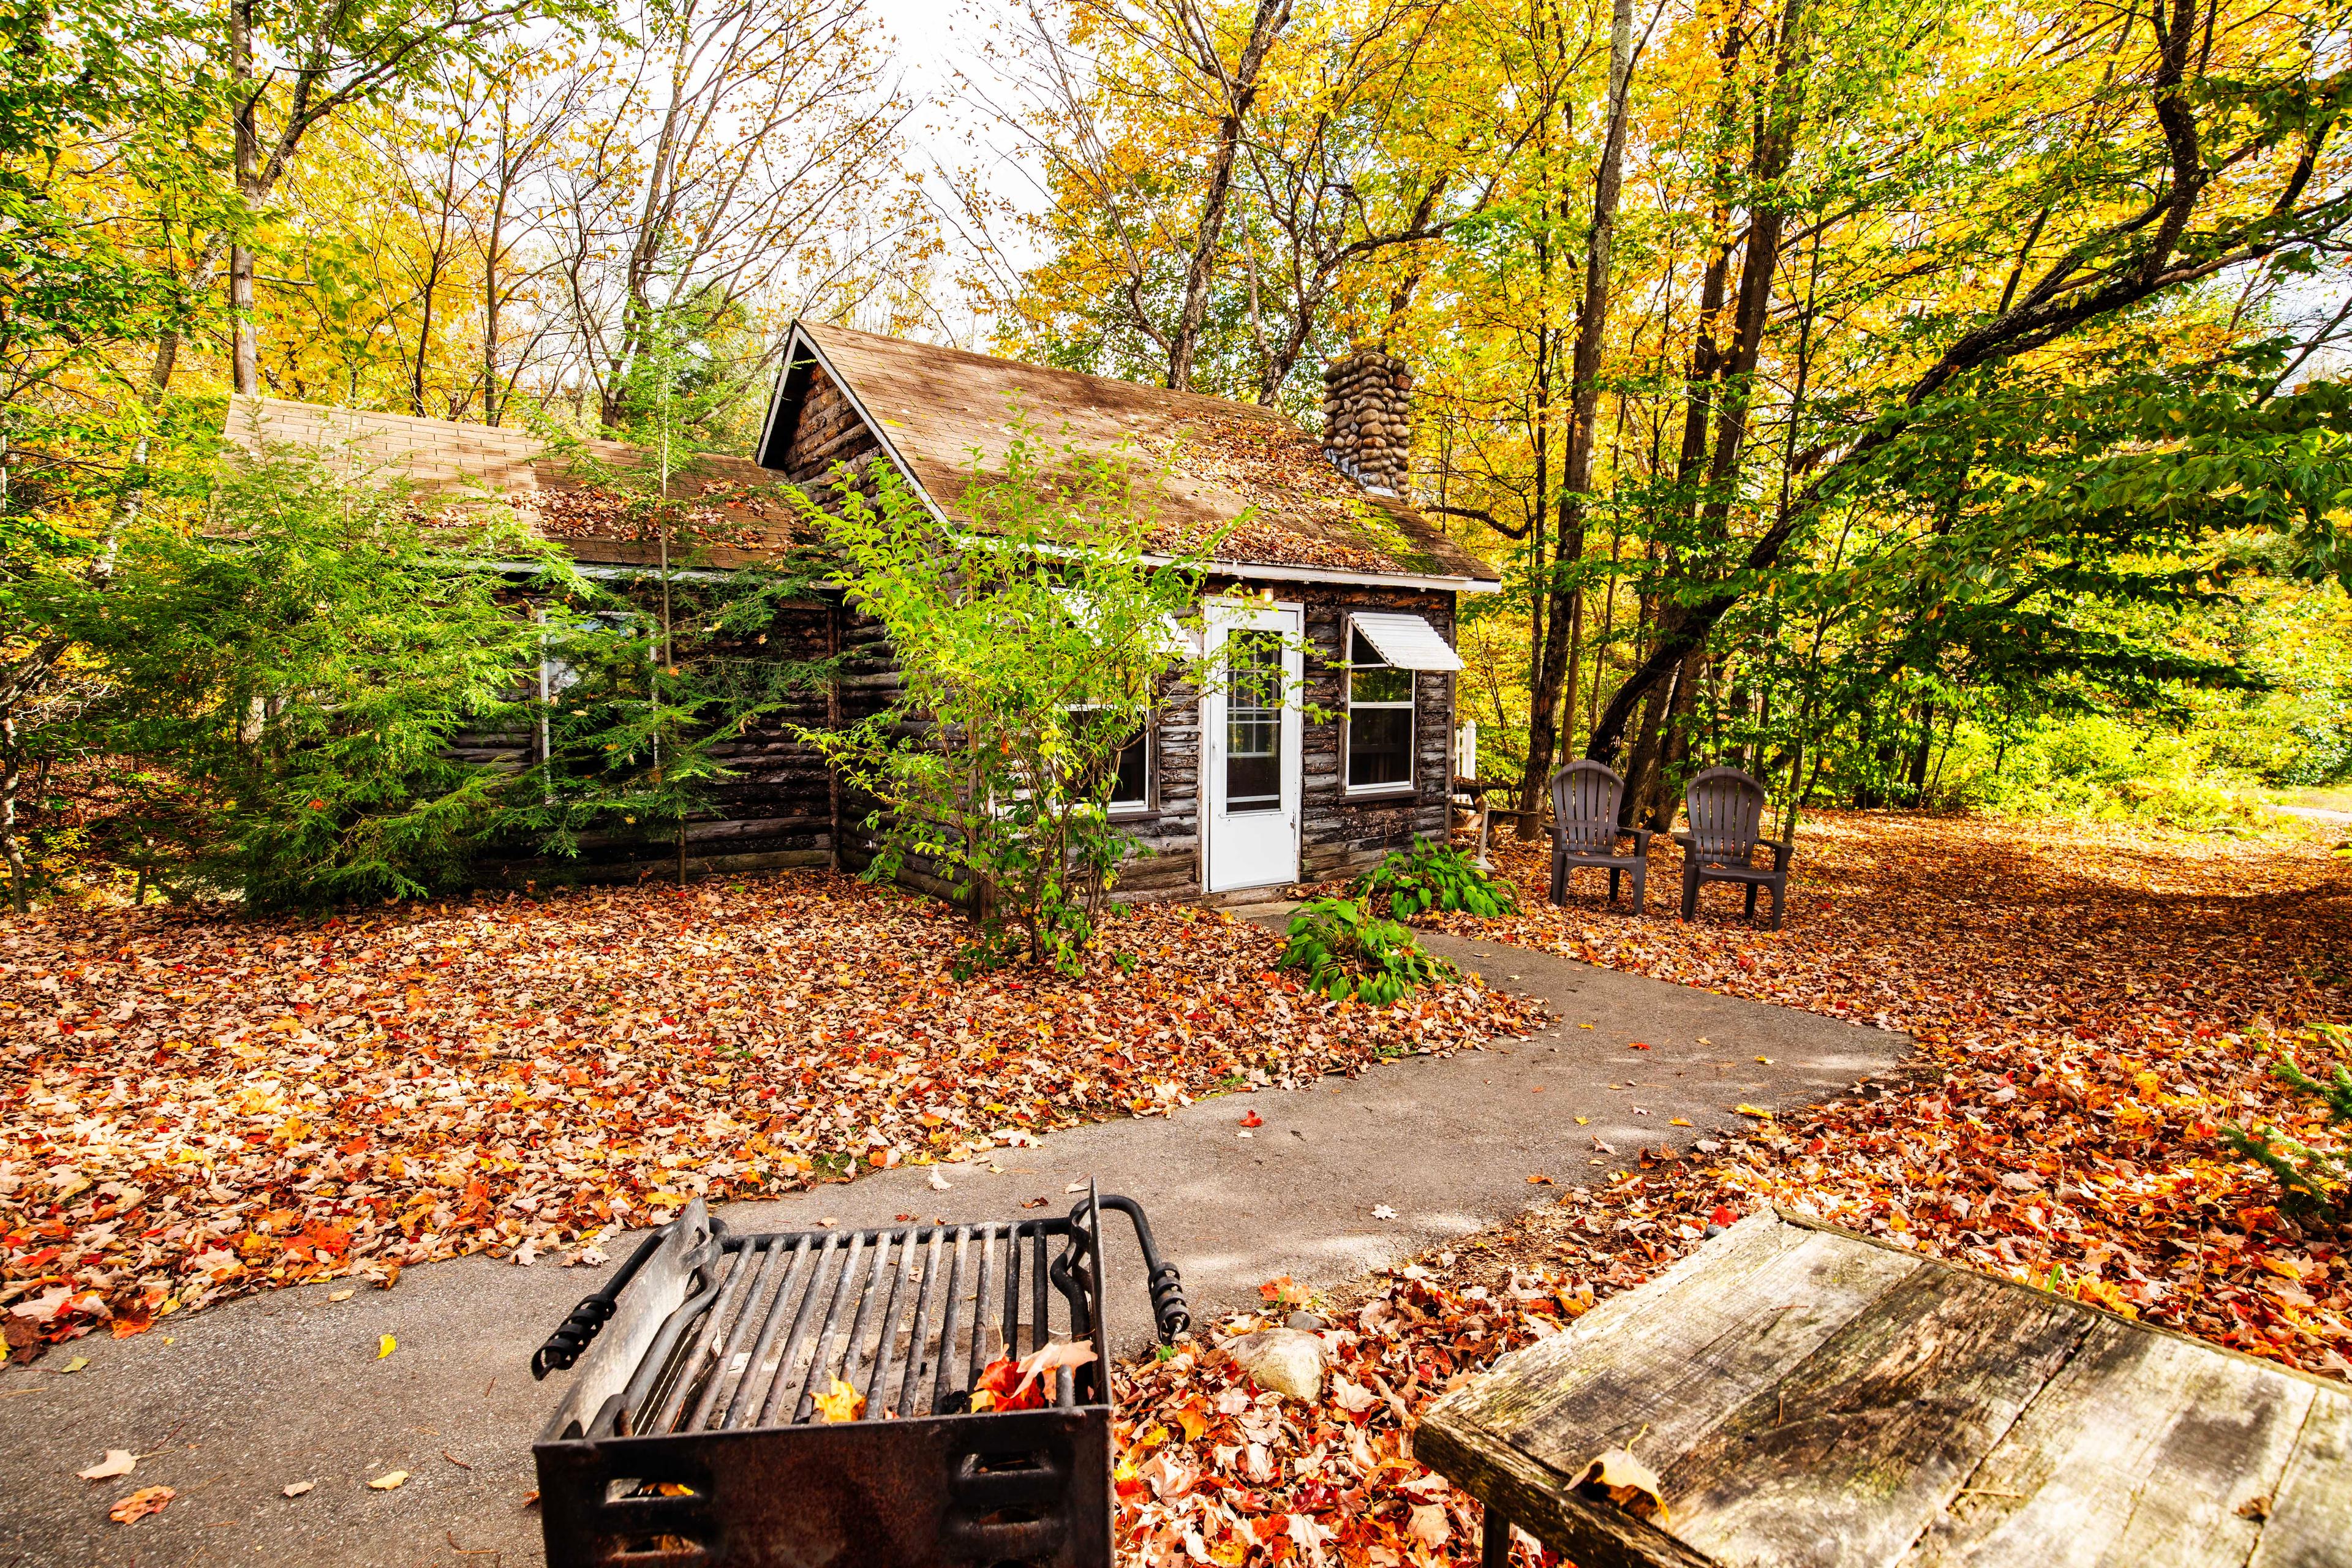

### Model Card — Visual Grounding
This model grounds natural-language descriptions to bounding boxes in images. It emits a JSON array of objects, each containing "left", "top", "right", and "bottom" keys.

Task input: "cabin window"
[
  {"left": 1068, "top": 706, "right": 1152, "bottom": 814},
  {"left": 1105, "top": 725, "right": 1150, "bottom": 812},
  {"left": 1344, "top": 624, "right": 1415, "bottom": 793}
]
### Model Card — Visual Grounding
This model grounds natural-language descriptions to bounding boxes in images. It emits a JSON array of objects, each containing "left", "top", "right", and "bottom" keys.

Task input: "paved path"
[{"left": 0, "top": 932, "right": 1906, "bottom": 1566}]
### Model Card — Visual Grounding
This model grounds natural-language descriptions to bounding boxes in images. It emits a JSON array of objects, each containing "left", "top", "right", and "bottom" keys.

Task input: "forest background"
[{"left": 7, "top": 0, "right": 2352, "bottom": 903}]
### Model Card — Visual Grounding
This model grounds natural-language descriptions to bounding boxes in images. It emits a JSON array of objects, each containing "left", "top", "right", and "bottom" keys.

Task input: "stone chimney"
[{"left": 1321, "top": 345, "right": 1412, "bottom": 497}]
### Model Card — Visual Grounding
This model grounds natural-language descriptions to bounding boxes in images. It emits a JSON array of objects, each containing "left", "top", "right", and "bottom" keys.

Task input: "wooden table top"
[{"left": 1417, "top": 1210, "right": 2352, "bottom": 1568}]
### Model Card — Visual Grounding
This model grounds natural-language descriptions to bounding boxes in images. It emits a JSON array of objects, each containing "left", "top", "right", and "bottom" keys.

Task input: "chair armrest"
[
  {"left": 1671, "top": 831, "right": 1695, "bottom": 848},
  {"left": 1629, "top": 827, "right": 1653, "bottom": 855},
  {"left": 1763, "top": 838, "right": 1794, "bottom": 872}
]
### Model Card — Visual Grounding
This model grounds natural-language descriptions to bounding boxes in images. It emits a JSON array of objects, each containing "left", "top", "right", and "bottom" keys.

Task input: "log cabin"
[{"left": 225, "top": 324, "right": 1499, "bottom": 901}]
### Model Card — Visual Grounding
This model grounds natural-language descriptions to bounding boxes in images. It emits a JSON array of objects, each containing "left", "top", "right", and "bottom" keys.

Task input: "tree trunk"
[
  {"left": 230, "top": 0, "right": 260, "bottom": 394},
  {"left": 1646, "top": 645, "right": 1705, "bottom": 828},
  {"left": 1516, "top": 0, "right": 1642, "bottom": 828},
  {"left": 1, "top": 721, "right": 26, "bottom": 914},
  {"left": 1904, "top": 702, "right": 1935, "bottom": 802},
  {"left": 1586, "top": 0, "right": 1812, "bottom": 763},
  {"left": 1167, "top": 0, "right": 1292, "bottom": 391}
]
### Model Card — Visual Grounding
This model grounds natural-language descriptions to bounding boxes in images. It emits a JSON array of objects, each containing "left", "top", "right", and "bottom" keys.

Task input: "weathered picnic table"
[{"left": 1419, "top": 1209, "right": 2352, "bottom": 1568}]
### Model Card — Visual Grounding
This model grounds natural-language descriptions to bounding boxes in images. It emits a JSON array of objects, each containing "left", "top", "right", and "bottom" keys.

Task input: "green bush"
[
  {"left": 2225, "top": 1027, "right": 2352, "bottom": 1226},
  {"left": 1943, "top": 715, "right": 2272, "bottom": 833},
  {"left": 797, "top": 423, "right": 1218, "bottom": 975},
  {"left": 46, "top": 453, "right": 571, "bottom": 907},
  {"left": 1353, "top": 837, "right": 1517, "bottom": 919},
  {"left": 1276, "top": 895, "right": 1457, "bottom": 1006}
]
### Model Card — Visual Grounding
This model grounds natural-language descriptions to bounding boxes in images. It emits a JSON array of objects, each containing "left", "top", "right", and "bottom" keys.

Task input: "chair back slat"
[
  {"left": 1684, "top": 767, "right": 1766, "bottom": 862},
  {"left": 1550, "top": 761, "right": 1625, "bottom": 853}
]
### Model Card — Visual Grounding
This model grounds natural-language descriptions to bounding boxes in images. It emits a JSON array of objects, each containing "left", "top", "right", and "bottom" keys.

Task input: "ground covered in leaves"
[
  {"left": 0, "top": 873, "right": 1537, "bottom": 1352},
  {"left": 1110, "top": 811, "right": 2351, "bottom": 1566}
]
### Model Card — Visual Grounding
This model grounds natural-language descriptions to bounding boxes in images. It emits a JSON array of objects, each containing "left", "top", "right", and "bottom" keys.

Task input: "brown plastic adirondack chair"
[
  {"left": 1548, "top": 761, "right": 1649, "bottom": 912},
  {"left": 1674, "top": 766, "right": 1792, "bottom": 929}
]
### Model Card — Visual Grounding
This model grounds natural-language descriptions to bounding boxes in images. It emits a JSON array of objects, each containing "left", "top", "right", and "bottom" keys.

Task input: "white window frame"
[
  {"left": 1060, "top": 704, "right": 1155, "bottom": 816},
  {"left": 1342, "top": 614, "right": 1417, "bottom": 798}
]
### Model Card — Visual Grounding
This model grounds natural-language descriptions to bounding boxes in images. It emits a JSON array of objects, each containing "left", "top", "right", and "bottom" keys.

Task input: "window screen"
[{"left": 1346, "top": 625, "right": 1414, "bottom": 790}]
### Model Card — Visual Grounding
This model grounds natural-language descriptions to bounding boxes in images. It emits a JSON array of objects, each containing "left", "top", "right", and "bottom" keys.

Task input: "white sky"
[{"left": 865, "top": 0, "right": 1053, "bottom": 341}]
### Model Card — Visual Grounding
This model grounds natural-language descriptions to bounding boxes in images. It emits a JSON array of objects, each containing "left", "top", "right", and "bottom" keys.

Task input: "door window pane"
[{"left": 1226, "top": 630, "right": 1282, "bottom": 813}]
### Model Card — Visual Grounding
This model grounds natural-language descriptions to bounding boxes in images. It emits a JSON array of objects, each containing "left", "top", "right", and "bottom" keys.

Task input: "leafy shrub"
[
  {"left": 1276, "top": 895, "right": 1457, "bottom": 1006},
  {"left": 45, "top": 453, "right": 570, "bottom": 907},
  {"left": 1353, "top": 837, "right": 1517, "bottom": 919},
  {"left": 798, "top": 424, "right": 1218, "bottom": 975},
  {"left": 2225, "top": 1027, "right": 2352, "bottom": 1226}
]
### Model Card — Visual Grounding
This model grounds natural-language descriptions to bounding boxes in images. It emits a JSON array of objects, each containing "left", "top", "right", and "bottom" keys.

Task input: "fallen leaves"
[
  {"left": 0, "top": 875, "right": 1536, "bottom": 1346},
  {"left": 283, "top": 1479, "right": 315, "bottom": 1497},
  {"left": 971, "top": 1339, "right": 1099, "bottom": 1411},
  {"left": 1577, "top": 1448, "right": 1670, "bottom": 1525},
  {"left": 1112, "top": 813, "right": 2351, "bottom": 1565},
  {"left": 77, "top": 1449, "right": 136, "bottom": 1480},
  {"left": 1370, "top": 1204, "right": 1398, "bottom": 1220},
  {"left": 368, "top": 1470, "right": 409, "bottom": 1490},
  {"left": 1117, "top": 1259, "right": 1575, "bottom": 1566},
  {"left": 108, "top": 1485, "right": 173, "bottom": 1524},
  {"left": 1432, "top": 813, "right": 2352, "bottom": 1380},
  {"left": 377, "top": 1333, "right": 396, "bottom": 1360},
  {"left": 812, "top": 1377, "right": 866, "bottom": 1423}
]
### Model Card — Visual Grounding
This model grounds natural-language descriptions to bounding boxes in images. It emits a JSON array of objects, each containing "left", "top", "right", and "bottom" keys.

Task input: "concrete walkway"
[{"left": 0, "top": 933, "right": 1905, "bottom": 1566}]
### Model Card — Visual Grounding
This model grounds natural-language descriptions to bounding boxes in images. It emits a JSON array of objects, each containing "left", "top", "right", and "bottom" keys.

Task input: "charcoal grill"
[{"left": 530, "top": 1183, "right": 1188, "bottom": 1567}]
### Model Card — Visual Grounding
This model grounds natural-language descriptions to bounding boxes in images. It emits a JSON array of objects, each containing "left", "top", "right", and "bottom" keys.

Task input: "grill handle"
[
  {"left": 530, "top": 1226, "right": 672, "bottom": 1381},
  {"left": 1094, "top": 1194, "right": 1191, "bottom": 1343}
]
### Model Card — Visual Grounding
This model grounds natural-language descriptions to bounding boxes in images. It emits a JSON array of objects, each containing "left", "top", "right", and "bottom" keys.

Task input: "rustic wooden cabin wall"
[
  {"left": 829, "top": 582, "right": 1457, "bottom": 902},
  {"left": 461, "top": 582, "right": 842, "bottom": 888},
  {"left": 1292, "top": 583, "right": 1455, "bottom": 882}
]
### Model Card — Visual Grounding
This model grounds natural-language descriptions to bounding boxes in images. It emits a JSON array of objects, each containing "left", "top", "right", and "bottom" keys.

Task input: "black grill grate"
[
  {"left": 621, "top": 1220, "right": 1087, "bottom": 1437},
  {"left": 530, "top": 1185, "right": 1187, "bottom": 1568}
]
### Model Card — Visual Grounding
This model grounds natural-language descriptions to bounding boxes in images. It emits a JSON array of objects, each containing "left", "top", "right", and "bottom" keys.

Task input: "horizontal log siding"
[
  {"left": 773, "top": 363, "right": 884, "bottom": 491},
  {"left": 1289, "top": 582, "right": 1456, "bottom": 883},
  {"left": 475, "top": 596, "right": 840, "bottom": 886}
]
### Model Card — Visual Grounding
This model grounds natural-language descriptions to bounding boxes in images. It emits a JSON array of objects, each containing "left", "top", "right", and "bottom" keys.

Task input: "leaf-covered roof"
[{"left": 764, "top": 323, "right": 1496, "bottom": 585}]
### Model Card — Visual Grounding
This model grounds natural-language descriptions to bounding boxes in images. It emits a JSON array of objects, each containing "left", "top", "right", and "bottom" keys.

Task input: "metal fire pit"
[{"left": 530, "top": 1183, "right": 1188, "bottom": 1567}]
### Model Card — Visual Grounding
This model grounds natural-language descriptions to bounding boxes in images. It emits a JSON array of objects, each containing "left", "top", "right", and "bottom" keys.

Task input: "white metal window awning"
[{"left": 1350, "top": 611, "right": 1463, "bottom": 671}]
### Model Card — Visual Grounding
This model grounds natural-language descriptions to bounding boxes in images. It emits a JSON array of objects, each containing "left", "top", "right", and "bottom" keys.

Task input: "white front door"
[{"left": 1202, "top": 601, "right": 1303, "bottom": 893}]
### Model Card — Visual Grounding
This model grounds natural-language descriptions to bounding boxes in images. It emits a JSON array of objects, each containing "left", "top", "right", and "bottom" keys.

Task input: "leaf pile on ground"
[
  {"left": 0, "top": 873, "right": 1538, "bottom": 1354},
  {"left": 1420, "top": 810, "right": 2352, "bottom": 1379},
  {"left": 1114, "top": 1221, "right": 1653, "bottom": 1568}
]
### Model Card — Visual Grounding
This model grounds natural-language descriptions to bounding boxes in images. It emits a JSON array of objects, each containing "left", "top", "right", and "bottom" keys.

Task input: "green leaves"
[
  {"left": 2224, "top": 1027, "right": 2352, "bottom": 1225},
  {"left": 792, "top": 417, "right": 1219, "bottom": 974},
  {"left": 1352, "top": 837, "right": 1518, "bottom": 920},
  {"left": 1276, "top": 896, "right": 1457, "bottom": 1007},
  {"left": 45, "top": 453, "right": 573, "bottom": 906}
]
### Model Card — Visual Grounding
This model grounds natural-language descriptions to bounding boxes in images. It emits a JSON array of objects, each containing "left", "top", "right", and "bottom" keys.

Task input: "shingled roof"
[
  {"left": 222, "top": 395, "right": 802, "bottom": 568},
  {"left": 759, "top": 323, "right": 1497, "bottom": 588}
]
